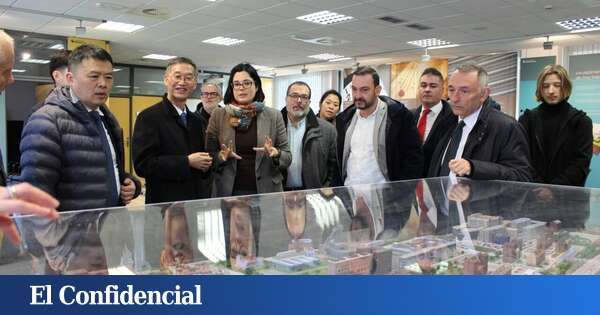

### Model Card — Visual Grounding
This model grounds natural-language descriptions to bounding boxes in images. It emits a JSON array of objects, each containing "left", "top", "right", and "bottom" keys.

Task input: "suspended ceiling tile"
[
  {"left": 11, "top": 0, "right": 82, "bottom": 14},
  {"left": 0, "top": 11, "right": 55, "bottom": 31},
  {"left": 171, "top": 12, "right": 224, "bottom": 27},
  {"left": 260, "top": 2, "right": 321, "bottom": 18}
]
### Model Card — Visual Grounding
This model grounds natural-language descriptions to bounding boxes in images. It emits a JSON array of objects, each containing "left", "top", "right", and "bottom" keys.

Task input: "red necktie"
[
  {"left": 416, "top": 181, "right": 429, "bottom": 231},
  {"left": 417, "top": 108, "right": 431, "bottom": 142},
  {"left": 415, "top": 181, "right": 429, "bottom": 217}
]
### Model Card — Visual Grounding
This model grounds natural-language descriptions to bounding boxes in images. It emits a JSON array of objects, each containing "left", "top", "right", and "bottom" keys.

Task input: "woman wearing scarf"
[{"left": 207, "top": 63, "right": 291, "bottom": 197}]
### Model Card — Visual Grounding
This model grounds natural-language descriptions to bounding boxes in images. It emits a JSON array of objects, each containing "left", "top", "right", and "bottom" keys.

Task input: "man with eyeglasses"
[
  {"left": 280, "top": 81, "right": 339, "bottom": 190},
  {"left": 132, "top": 57, "right": 212, "bottom": 203},
  {"left": 195, "top": 82, "right": 222, "bottom": 124}
]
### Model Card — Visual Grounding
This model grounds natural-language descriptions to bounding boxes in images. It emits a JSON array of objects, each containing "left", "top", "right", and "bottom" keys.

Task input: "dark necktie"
[
  {"left": 179, "top": 111, "right": 188, "bottom": 128},
  {"left": 439, "top": 120, "right": 466, "bottom": 176},
  {"left": 89, "top": 111, "right": 119, "bottom": 206},
  {"left": 0, "top": 150, "right": 6, "bottom": 186},
  {"left": 417, "top": 108, "right": 431, "bottom": 142}
]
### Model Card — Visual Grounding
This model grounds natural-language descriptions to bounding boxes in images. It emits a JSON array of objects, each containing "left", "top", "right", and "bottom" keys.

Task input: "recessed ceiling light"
[
  {"left": 428, "top": 44, "right": 460, "bottom": 50},
  {"left": 49, "top": 44, "right": 65, "bottom": 50},
  {"left": 95, "top": 20, "right": 144, "bottom": 32},
  {"left": 328, "top": 57, "right": 352, "bottom": 62},
  {"left": 21, "top": 59, "right": 50, "bottom": 64},
  {"left": 11, "top": 69, "right": 26, "bottom": 73},
  {"left": 407, "top": 38, "right": 456, "bottom": 48},
  {"left": 141, "top": 8, "right": 169, "bottom": 17},
  {"left": 21, "top": 52, "right": 31, "bottom": 60},
  {"left": 570, "top": 26, "right": 600, "bottom": 33},
  {"left": 308, "top": 53, "right": 345, "bottom": 60},
  {"left": 202, "top": 36, "right": 245, "bottom": 46},
  {"left": 142, "top": 54, "right": 177, "bottom": 60},
  {"left": 556, "top": 17, "right": 600, "bottom": 32},
  {"left": 252, "top": 64, "right": 272, "bottom": 70},
  {"left": 297, "top": 10, "right": 354, "bottom": 25}
]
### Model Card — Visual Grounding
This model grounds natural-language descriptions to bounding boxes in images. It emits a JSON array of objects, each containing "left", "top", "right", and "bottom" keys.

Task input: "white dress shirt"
[
  {"left": 286, "top": 118, "right": 306, "bottom": 188},
  {"left": 71, "top": 89, "right": 120, "bottom": 196},
  {"left": 441, "top": 105, "right": 483, "bottom": 176},
  {"left": 345, "top": 102, "right": 387, "bottom": 186},
  {"left": 419, "top": 101, "right": 443, "bottom": 141}
]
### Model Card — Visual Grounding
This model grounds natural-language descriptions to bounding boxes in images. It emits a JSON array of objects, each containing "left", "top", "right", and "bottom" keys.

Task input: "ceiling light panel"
[
  {"left": 142, "top": 54, "right": 177, "bottom": 60},
  {"left": 556, "top": 17, "right": 600, "bottom": 31},
  {"left": 296, "top": 10, "right": 354, "bottom": 25},
  {"left": 308, "top": 53, "right": 345, "bottom": 60},
  {"left": 202, "top": 36, "right": 245, "bottom": 46},
  {"left": 407, "top": 38, "right": 455, "bottom": 48},
  {"left": 95, "top": 21, "right": 145, "bottom": 32},
  {"left": 21, "top": 59, "right": 50, "bottom": 64},
  {"left": 329, "top": 57, "right": 352, "bottom": 62},
  {"left": 49, "top": 44, "right": 65, "bottom": 50}
]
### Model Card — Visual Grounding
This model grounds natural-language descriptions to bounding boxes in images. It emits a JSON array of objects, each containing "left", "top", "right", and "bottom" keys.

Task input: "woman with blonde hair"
[{"left": 519, "top": 64, "right": 592, "bottom": 187}]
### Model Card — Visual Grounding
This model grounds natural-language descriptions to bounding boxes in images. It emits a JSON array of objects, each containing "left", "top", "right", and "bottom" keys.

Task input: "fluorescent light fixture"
[
  {"left": 144, "top": 80, "right": 164, "bottom": 84},
  {"left": 115, "top": 85, "right": 131, "bottom": 88},
  {"left": 95, "top": 20, "right": 144, "bottom": 33},
  {"left": 328, "top": 57, "right": 352, "bottom": 62},
  {"left": 11, "top": 69, "right": 26, "bottom": 73},
  {"left": 570, "top": 26, "right": 600, "bottom": 33},
  {"left": 407, "top": 38, "right": 455, "bottom": 48},
  {"left": 308, "top": 53, "right": 344, "bottom": 60},
  {"left": 556, "top": 17, "right": 600, "bottom": 32},
  {"left": 427, "top": 44, "right": 460, "bottom": 50},
  {"left": 49, "top": 44, "right": 65, "bottom": 50},
  {"left": 21, "top": 52, "right": 31, "bottom": 60},
  {"left": 202, "top": 36, "right": 245, "bottom": 46},
  {"left": 297, "top": 10, "right": 354, "bottom": 25},
  {"left": 142, "top": 54, "right": 176, "bottom": 60},
  {"left": 252, "top": 64, "right": 272, "bottom": 70},
  {"left": 113, "top": 68, "right": 123, "bottom": 72},
  {"left": 21, "top": 59, "right": 50, "bottom": 64}
]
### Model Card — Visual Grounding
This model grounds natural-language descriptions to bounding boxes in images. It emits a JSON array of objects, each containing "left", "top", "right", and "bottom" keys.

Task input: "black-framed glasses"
[
  {"left": 287, "top": 93, "right": 310, "bottom": 101},
  {"left": 232, "top": 80, "right": 254, "bottom": 89}
]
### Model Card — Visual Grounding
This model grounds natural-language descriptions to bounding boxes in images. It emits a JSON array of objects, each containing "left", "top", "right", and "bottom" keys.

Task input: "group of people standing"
[{"left": 0, "top": 27, "right": 593, "bottom": 243}]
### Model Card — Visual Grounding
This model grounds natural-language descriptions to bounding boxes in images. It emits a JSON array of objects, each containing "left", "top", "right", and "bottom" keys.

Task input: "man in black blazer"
[
  {"left": 427, "top": 64, "right": 531, "bottom": 181},
  {"left": 412, "top": 68, "right": 456, "bottom": 177},
  {"left": 132, "top": 57, "right": 212, "bottom": 204}
]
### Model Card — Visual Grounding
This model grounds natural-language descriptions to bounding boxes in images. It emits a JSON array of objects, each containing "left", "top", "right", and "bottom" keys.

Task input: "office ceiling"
[{"left": 1, "top": 0, "right": 600, "bottom": 75}]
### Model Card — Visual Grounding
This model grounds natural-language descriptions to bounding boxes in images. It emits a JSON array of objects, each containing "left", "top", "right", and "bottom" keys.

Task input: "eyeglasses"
[
  {"left": 287, "top": 93, "right": 310, "bottom": 102},
  {"left": 201, "top": 92, "right": 219, "bottom": 97},
  {"left": 170, "top": 73, "right": 196, "bottom": 83},
  {"left": 232, "top": 80, "right": 254, "bottom": 89}
]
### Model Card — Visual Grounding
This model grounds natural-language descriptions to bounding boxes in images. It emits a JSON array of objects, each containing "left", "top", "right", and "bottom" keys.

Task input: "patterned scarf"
[{"left": 225, "top": 102, "right": 265, "bottom": 131}]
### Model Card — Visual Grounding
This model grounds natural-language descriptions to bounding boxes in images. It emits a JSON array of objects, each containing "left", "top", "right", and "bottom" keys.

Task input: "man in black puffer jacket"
[{"left": 14, "top": 45, "right": 140, "bottom": 211}]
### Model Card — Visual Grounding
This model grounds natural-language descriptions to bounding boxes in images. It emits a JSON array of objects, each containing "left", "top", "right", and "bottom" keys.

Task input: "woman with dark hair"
[
  {"left": 317, "top": 89, "right": 341, "bottom": 125},
  {"left": 207, "top": 63, "right": 291, "bottom": 197}
]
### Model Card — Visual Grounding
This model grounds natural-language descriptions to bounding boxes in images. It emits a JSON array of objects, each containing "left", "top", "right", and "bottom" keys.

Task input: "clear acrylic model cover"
[{"left": 1, "top": 176, "right": 597, "bottom": 275}]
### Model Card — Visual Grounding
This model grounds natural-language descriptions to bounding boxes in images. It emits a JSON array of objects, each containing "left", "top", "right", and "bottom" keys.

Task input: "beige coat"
[{"left": 206, "top": 106, "right": 291, "bottom": 197}]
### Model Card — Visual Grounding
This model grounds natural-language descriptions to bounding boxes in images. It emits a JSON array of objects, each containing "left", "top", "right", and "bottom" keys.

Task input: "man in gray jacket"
[
  {"left": 280, "top": 81, "right": 339, "bottom": 190},
  {"left": 16, "top": 44, "right": 141, "bottom": 211}
]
